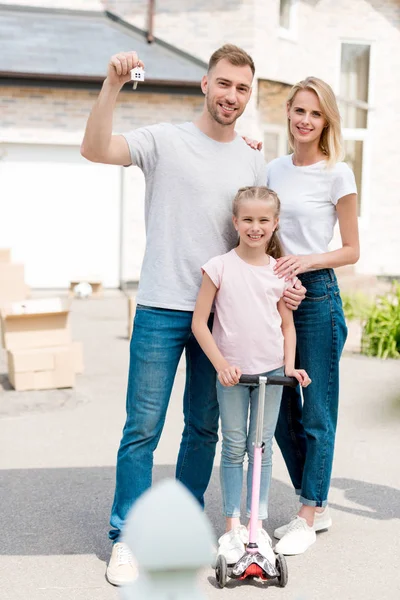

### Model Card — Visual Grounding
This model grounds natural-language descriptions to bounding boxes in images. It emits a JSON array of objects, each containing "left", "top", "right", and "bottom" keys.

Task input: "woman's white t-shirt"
[{"left": 266, "top": 154, "right": 357, "bottom": 256}]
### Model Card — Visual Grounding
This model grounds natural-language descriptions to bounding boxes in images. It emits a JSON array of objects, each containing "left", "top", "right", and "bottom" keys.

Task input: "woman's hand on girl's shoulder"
[
  {"left": 274, "top": 254, "right": 315, "bottom": 280},
  {"left": 285, "top": 367, "right": 312, "bottom": 388},
  {"left": 217, "top": 365, "right": 242, "bottom": 387}
]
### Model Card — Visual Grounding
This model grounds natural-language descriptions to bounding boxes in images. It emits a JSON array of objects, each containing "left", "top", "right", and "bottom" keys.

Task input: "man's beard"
[{"left": 206, "top": 95, "right": 241, "bottom": 126}]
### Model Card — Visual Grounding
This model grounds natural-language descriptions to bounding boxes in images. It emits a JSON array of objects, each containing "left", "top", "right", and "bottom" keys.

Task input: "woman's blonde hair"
[
  {"left": 232, "top": 186, "right": 283, "bottom": 259},
  {"left": 287, "top": 76, "right": 344, "bottom": 167}
]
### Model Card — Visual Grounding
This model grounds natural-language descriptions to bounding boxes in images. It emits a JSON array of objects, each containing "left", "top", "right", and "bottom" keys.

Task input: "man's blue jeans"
[
  {"left": 217, "top": 366, "right": 284, "bottom": 520},
  {"left": 109, "top": 305, "right": 219, "bottom": 542},
  {"left": 275, "top": 269, "right": 347, "bottom": 508}
]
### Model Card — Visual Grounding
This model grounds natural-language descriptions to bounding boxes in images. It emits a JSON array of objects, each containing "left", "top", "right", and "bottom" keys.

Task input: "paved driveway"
[{"left": 1, "top": 293, "right": 399, "bottom": 600}]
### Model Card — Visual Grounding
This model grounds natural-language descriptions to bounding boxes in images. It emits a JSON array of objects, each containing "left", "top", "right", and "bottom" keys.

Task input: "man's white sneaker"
[
  {"left": 106, "top": 542, "right": 138, "bottom": 586},
  {"left": 274, "top": 516, "right": 316, "bottom": 555},
  {"left": 256, "top": 528, "right": 276, "bottom": 564},
  {"left": 217, "top": 525, "right": 248, "bottom": 565},
  {"left": 274, "top": 506, "right": 332, "bottom": 540}
]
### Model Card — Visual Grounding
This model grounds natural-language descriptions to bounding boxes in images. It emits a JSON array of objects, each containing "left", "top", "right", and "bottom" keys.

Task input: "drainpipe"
[{"left": 147, "top": 0, "right": 155, "bottom": 43}]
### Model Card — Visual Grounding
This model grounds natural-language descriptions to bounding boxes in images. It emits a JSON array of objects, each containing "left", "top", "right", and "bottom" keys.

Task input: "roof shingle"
[{"left": 0, "top": 5, "right": 207, "bottom": 87}]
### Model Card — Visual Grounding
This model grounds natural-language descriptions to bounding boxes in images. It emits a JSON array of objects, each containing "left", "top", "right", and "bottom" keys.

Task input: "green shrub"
[
  {"left": 341, "top": 291, "right": 373, "bottom": 322},
  {"left": 361, "top": 283, "right": 400, "bottom": 359}
]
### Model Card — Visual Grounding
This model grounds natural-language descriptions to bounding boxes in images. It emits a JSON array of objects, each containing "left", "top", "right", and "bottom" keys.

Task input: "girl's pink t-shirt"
[{"left": 202, "top": 249, "right": 289, "bottom": 375}]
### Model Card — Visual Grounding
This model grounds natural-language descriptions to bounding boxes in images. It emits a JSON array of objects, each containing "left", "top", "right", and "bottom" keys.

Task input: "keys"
[{"left": 130, "top": 67, "right": 145, "bottom": 90}]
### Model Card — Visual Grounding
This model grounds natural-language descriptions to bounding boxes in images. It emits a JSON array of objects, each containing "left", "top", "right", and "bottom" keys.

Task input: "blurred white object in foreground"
[{"left": 120, "top": 479, "right": 215, "bottom": 600}]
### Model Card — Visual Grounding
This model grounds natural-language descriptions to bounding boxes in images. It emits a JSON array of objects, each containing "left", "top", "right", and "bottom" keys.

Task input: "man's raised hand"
[{"left": 107, "top": 51, "right": 145, "bottom": 88}]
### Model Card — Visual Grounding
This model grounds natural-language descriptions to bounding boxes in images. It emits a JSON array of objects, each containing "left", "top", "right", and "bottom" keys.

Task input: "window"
[
  {"left": 279, "top": 0, "right": 292, "bottom": 29},
  {"left": 264, "top": 132, "right": 280, "bottom": 164},
  {"left": 263, "top": 126, "right": 287, "bottom": 164},
  {"left": 344, "top": 140, "right": 364, "bottom": 213},
  {"left": 340, "top": 44, "right": 370, "bottom": 128},
  {"left": 279, "top": 0, "right": 296, "bottom": 38},
  {"left": 339, "top": 42, "right": 371, "bottom": 216}
]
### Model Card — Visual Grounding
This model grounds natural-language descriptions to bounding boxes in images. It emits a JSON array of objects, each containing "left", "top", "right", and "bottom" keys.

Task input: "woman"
[{"left": 265, "top": 77, "right": 359, "bottom": 555}]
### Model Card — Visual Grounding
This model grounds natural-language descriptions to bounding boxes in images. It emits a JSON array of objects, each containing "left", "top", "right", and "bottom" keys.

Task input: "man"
[{"left": 81, "top": 44, "right": 305, "bottom": 586}]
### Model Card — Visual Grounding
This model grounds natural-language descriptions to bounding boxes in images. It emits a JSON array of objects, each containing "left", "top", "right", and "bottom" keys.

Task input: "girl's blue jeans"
[
  {"left": 217, "top": 366, "right": 284, "bottom": 520},
  {"left": 109, "top": 305, "right": 219, "bottom": 542},
  {"left": 275, "top": 269, "right": 347, "bottom": 508}
]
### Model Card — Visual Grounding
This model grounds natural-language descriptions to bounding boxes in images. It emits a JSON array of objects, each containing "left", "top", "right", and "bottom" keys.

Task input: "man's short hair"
[{"left": 208, "top": 44, "right": 255, "bottom": 76}]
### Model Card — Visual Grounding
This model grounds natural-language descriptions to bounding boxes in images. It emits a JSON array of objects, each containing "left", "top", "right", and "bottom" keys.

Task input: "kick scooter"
[{"left": 215, "top": 373, "right": 298, "bottom": 588}]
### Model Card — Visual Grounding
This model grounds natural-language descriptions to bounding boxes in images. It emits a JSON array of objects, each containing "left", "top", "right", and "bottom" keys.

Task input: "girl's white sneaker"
[
  {"left": 256, "top": 528, "right": 276, "bottom": 564},
  {"left": 274, "top": 516, "right": 316, "bottom": 555},
  {"left": 274, "top": 506, "right": 332, "bottom": 540},
  {"left": 217, "top": 525, "right": 248, "bottom": 565}
]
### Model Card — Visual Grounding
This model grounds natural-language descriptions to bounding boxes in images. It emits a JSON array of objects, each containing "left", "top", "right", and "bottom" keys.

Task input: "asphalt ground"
[{"left": 1, "top": 292, "right": 399, "bottom": 600}]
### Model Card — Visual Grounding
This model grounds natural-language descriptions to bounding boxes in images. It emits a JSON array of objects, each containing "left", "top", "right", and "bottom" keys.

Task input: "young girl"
[
  {"left": 263, "top": 77, "right": 360, "bottom": 556},
  {"left": 191, "top": 186, "right": 311, "bottom": 566}
]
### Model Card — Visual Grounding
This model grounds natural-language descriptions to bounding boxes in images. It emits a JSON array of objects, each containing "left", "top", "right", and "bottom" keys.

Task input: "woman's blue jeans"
[
  {"left": 109, "top": 305, "right": 219, "bottom": 542},
  {"left": 217, "top": 366, "right": 284, "bottom": 520},
  {"left": 275, "top": 269, "right": 347, "bottom": 508}
]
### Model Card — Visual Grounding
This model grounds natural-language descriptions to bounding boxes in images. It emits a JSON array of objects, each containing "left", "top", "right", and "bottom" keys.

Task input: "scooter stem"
[{"left": 248, "top": 376, "right": 267, "bottom": 546}]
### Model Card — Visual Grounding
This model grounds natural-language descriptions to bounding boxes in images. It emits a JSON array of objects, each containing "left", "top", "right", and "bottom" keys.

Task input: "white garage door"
[{"left": 0, "top": 143, "right": 121, "bottom": 288}]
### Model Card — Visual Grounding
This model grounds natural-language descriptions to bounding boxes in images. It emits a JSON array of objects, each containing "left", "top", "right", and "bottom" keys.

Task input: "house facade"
[
  {"left": 1, "top": 0, "right": 399, "bottom": 287},
  {"left": 0, "top": 2, "right": 205, "bottom": 287}
]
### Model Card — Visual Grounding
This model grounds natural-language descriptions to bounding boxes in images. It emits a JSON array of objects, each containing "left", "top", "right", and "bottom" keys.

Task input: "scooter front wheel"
[
  {"left": 215, "top": 554, "right": 228, "bottom": 588},
  {"left": 275, "top": 553, "right": 288, "bottom": 587}
]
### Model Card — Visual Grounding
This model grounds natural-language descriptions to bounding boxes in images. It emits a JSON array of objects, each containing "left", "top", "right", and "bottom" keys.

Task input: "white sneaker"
[
  {"left": 217, "top": 525, "right": 248, "bottom": 565},
  {"left": 274, "top": 516, "right": 316, "bottom": 555},
  {"left": 256, "top": 528, "right": 276, "bottom": 564},
  {"left": 106, "top": 542, "right": 138, "bottom": 586},
  {"left": 274, "top": 506, "right": 332, "bottom": 540}
]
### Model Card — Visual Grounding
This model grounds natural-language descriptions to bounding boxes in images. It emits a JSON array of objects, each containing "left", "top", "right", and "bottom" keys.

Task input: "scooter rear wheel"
[
  {"left": 215, "top": 554, "right": 228, "bottom": 588},
  {"left": 276, "top": 553, "right": 288, "bottom": 587}
]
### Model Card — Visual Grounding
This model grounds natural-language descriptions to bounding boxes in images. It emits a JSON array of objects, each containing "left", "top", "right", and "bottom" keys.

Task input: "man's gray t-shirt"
[{"left": 123, "top": 122, "right": 266, "bottom": 311}]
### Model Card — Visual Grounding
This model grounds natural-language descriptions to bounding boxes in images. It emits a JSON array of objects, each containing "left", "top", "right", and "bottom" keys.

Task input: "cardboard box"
[
  {"left": 0, "top": 248, "right": 11, "bottom": 263},
  {"left": 69, "top": 280, "right": 103, "bottom": 297},
  {"left": 0, "top": 298, "right": 71, "bottom": 350},
  {"left": 0, "top": 263, "right": 28, "bottom": 307},
  {"left": 127, "top": 296, "right": 136, "bottom": 339},
  {"left": 8, "top": 346, "right": 75, "bottom": 391}
]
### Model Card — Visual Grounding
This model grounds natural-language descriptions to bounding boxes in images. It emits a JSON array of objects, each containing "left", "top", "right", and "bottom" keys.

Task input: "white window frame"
[
  {"left": 278, "top": 0, "right": 297, "bottom": 41},
  {"left": 335, "top": 39, "right": 375, "bottom": 226},
  {"left": 262, "top": 124, "right": 288, "bottom": 163}
]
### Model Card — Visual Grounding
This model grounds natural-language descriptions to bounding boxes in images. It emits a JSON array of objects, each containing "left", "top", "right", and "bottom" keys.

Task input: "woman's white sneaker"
[
  {"left": 217, "top": 525, "right": 248, "bottom": 565},
  {"left": 106, "top": 542, "right": 138, "bottom": 586},
  {"left": 274, "top": 516, "right": 316, "bottom": 555},
  {"left": 274, "top": 506, "right": 332, "bottom": 540}
]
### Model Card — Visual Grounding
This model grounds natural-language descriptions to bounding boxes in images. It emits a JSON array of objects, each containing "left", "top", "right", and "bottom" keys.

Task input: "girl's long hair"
[
  {"left": 232, "top": 186, "right": 284, "bottom": 259},
  {"left": 287, "top": 76, "right": 344, "bottom": 168}
]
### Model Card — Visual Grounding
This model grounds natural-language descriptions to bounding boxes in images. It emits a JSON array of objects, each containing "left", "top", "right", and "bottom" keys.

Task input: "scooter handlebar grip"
[
  {"left": 267, "top": 375, "right": 298, "bottom": 388},
  {"left": 238, "top": 375, "right": 298, "bottom": 387},
  {"left": 238, "top": 375, "right": 260, "bottom": 385}
]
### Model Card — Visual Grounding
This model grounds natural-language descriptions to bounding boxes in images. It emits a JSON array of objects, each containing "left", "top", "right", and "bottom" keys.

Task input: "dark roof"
[{"left": 0, "top": 4, "right": 207, "bottom": 87}]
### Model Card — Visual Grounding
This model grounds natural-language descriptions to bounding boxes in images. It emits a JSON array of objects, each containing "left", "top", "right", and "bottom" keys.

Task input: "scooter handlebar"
[{"left": 239, "top": 374, "right": 298, "bottom": 387}]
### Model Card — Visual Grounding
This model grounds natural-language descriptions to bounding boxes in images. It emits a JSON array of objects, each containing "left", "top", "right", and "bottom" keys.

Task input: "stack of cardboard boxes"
[{"left": 1, "top": 298, "right": 84, "bottom": 392}]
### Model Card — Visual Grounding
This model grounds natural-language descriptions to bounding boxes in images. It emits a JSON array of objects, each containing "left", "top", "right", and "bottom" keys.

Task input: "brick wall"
[
  {"left": 0, "top": 85, "right": 204, "bottom": 136},
  {"left": 258, "top": 80, "right": 290, "bottom": 126}
]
